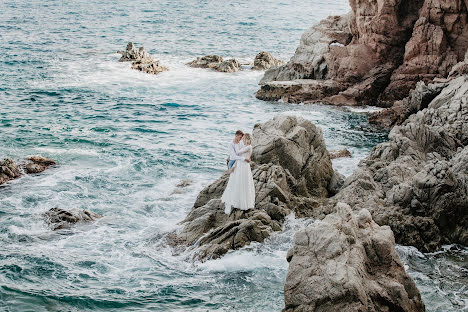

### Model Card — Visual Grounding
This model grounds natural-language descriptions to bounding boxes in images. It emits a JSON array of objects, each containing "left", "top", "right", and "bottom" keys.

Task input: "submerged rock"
[
  {"left": 215, "top": 58, "right": 241, "bottom": 73},
  {"left": 252, "top": 51, "right": 284, "bottom": 70},
  {"left": 284, "top": 203, "right": 425, "bottom": 312},
  {"left": 257, "top": 1, "right": 468, "bottom": 108},
  {"left": 187, "top": 55, "right": 223, "bottom": 69},
  {"left": 168, "top": 115, "right": 335, "bottom": 260},
  {"left": 0, "top": 159, "right": 22, "bottom": 185},
  {"left": 43, "top": 207, "right": 102, "bottom": 230},
  {"left": 329, "top": 76, "right": 468, "bottom": 252},
  {"left": 118, "top": 42, "right": 168, "bottom": 75}
]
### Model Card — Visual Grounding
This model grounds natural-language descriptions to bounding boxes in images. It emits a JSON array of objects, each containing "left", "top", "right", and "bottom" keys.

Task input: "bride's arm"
[{"left": 238, "top": 145, "right": 252, "bottom": 154}]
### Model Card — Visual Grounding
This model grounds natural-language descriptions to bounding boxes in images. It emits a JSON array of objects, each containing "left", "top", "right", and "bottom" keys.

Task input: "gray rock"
[
  {"left": 0, "top": 158, "right": 22, "bottom": 185},
  {"left": 24, "top": 156, "right": 56, "bottom": 174},
  {"left": 187, "top": 55, "right": 223, "bottom": 69},
  {"left": 329, "top": 148, "right": 352, "bottom": 159},
  {"left": 168, "top": 115, "right": 335, "bottom": 260},
  {"left": 215, "top": 59, "right": 241, "bottom": 73},
  {"left": 43, "top": 207, "right": 102, "bottom": 230},
  {"left": 252, "top": 51, "right": 284, "bottom": 70},
  {"left": 118, "top": 42, "right": 168, "bottom": 75},
  {"left": 284, "top": 203, "right": 425, "bottom": 312},
  {"left": 329, "top": 76, "right": 468, "bottom": 252}
]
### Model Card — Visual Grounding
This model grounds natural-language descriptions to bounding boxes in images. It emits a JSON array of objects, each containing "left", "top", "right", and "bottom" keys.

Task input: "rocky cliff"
[
  {"left": 284, "top": 203, "right": 425, "bottom": 312},
  {"left": 168, "top": 115, "right": 338, "bottom": 261},
  {"left": 257, "top": 0, "right": 468, "bottom": 109}
]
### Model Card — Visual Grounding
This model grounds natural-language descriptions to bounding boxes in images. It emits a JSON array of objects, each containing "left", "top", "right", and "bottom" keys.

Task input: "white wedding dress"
[{"left": 221, "top": 145, "right": 255, "bottom": 214}]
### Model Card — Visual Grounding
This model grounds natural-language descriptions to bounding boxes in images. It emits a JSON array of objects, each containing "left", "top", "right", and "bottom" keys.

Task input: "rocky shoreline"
[
  {"left": 256, "top": 0, "right": 468, "bottom": 126},
  {"left": 0, "top": 156, "right": 56, "bottom": 186}
]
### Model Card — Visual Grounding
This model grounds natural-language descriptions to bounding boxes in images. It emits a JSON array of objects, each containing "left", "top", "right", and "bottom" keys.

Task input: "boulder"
[
  {"left": 118, "top": 42, "right": 168, "bottom": 75},
  {"left": 329, "top": 76, "right": 468, "bottom": 252},
  {"left": 329, "top": 148, "right": 352, "bottom": 159},
  {"left": 284, "top": 203, "right": 425, "bottom": 312},
  {"left": 24, "top": 156, "right": 56, "bottom": 174},
  {"left": 215, "top": 59, "right": 241, "bottom": 73},
  {"left": 257, "top": 0, "right": 468, "bottom": 108},
  {"left": 0, "top": 158, "right": 22, "bottom": 185},
  {"left": 43, "top": 207, "right": 102, "bottom": 231},
  {"left": 168, "top": 115, "right": 335, "bottom": 260},
  {"left": 187, "top": 55, "right": 223, "bottom": 68},
  {"left": 252, "top": 51, "right": 284, "bottom": 70}
]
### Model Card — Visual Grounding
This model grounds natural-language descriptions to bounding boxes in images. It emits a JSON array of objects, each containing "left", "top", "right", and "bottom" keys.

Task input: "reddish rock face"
[{"left": 258, "top": 0, "right": 468, "bottom": 112}]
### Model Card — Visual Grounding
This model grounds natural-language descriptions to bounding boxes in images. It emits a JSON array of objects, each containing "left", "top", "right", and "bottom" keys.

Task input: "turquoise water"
[{"left": 0, "top": 1, "right": 466, "bottom": 311}]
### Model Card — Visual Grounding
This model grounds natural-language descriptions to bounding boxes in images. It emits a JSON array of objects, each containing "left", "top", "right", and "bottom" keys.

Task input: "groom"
[{"left": 227, "top": 130, "right": 250, "bottom": 170}]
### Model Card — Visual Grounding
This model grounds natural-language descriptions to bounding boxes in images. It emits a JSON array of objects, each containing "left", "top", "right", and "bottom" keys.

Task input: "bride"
[{"left": 221, "top": 133, "right": 255, "bottom": 214}]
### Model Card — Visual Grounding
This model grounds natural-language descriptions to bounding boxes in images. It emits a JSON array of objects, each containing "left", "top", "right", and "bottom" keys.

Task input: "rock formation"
[
  {"left": 215, "top": 59, "right": 241, "bottom": 73},
  {"left": 329, "top": 148, "right": 352, "bottom": 159},
  {"left": 0, "top": 159, "right": 22, "bottom": 185},
  {"left": 43, "top": 207, "right": 102, "bottom": 230},
  {"left": 327, "top": 76, "right": 468, "bottom": 252},
  {"left": 168, "top": 115, "right": 335, "bottom": 260},
  {"left": 118, "top": 42, "right": 168, "bottom": 75},
  {"left": 257, "top": 1, "right": 468, "bottom": 108},
  {"left": 284, "top": 203, "right": 425, "bottom": 312},
  {"left": 187, "top": 55, "right": 224, "bottom": 69},
  {"left": 252, "top": 51, "right": 285, "bottom": 70},
  {"left": 0, "top": 156, "right": 56, "bottom": 186}
]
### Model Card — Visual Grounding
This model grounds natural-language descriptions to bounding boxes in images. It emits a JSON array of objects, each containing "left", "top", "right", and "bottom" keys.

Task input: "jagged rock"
[
  {"left": 284, "top": 203, "right": 425, "bottom": 312},
  {"left": 369, "top": 80, "right": 448, "bottom": 128},
  {"left": 168, "top": 115, "right": 335, "bottom": 260},
  {"left": 0, "top": 156, "right": 56, "bottom": 186},
  {"left": 187, "top": 55, "right": 224, "bottom": 68},
  {"left": 252, "top": 51, "right": 284, "bottom": 70},
  {"left": 0, "top": 159, "right": 22, "bottom": 185},
  {"left": 131, "top": 60, "right": 168, "bottom": 75},
  {"left": 24, "top": 156, "right": 56, "bottom": 174},
  {"left": 448, "top": 49, "right": 468, "bottom": 78},
  {"left": 43, "top": 207, "right": 102, "bottom": 231},
  {"left": 215, "top": 59, "right": 241, "bottom": 73},
  {"left": 328, "top": 76, "right": 468, "bottom": 252},
  {"left": 257, "top": 0, "right": 468, "bottom": 108},
  {"left": 118, "top": 42, "right": 168, "bottom": 75},
  {"left": 329, "top": 148, "right": 352, "bottom": 159}
]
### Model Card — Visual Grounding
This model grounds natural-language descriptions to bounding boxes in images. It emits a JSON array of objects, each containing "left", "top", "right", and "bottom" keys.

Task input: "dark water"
[{"left": 0, "top": 0, "right": 466, "bottom": 311}]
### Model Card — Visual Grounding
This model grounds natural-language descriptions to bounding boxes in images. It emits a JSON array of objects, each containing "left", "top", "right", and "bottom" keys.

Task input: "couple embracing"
[{"left": 221, "top": 130, "right": 255, "bottom": 215}]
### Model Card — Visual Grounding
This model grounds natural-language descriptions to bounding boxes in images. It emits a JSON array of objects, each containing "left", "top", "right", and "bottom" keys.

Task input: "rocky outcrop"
[
  {"left": 327, "top": 76, "right": 468, "bottom": 252},
  {"left": 0, "top": 159, "right": 21, "bottom": 185},
  {"left": 187, "top": 55, "right": 223, "bottom": 69},
  {"left": 449, "top": 49, "right": 468, "bottom": 78},
  {"left": 257, "top": 0, "right": 468, "bottom": 108},
  {"left": 43, "top": 207, "right": 102, "bottom": 230},
  {"left": 329, "top": 148, "right": 352, "bottom": 159},
  {"left": 0, "top": 156, "right": 56, "bottom": 186},
  {"left": 118, "top": 42, "right": 168, "bottom": 75},
  {"left": 252, "top": 51, "right": 284, "bottom": 70},
  {"left": 215, "top": 59, "right": 241, "bottom": 73},
  {"left": 284, "top": 203, "right": 425, "bottom": 312},
  {"left": 23, "top": 156, "right": 56, "bottom": 174},
  {"left": 168, "top": 115, "right": 335, "bottom": 261}
]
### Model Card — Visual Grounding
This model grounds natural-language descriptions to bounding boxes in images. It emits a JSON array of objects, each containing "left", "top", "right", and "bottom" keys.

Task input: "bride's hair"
[{"left": 243, "top": 133, "right": 252, "bottom": 145}]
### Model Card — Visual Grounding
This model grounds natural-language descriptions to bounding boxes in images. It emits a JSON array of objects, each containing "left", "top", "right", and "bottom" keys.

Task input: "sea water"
[{"left": 0, "top": 0, "right": 466, "bottom": 311}]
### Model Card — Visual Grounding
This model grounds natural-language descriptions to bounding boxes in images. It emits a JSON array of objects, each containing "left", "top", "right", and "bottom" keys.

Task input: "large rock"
[
  {"left": 0, "top": 156, "right": 56, "bottom": 186},
  {"left": 328, "top": 76, "right": 468, "bottom": 252},
  {"left": 168, "top": 115, "right": 335, "bottom": 260},
  {"left": 43, "top": 207, "right": 102, "bottom": 231},
  {"left": 118, "top": 42, "right": 168, "bottom": 75},
  {"left": 215, "top": 58, "right": 241, "bottom": 73},
  {"left": 252, "top": 51, "right": 284, "bottom": 70},
  {"left": 187, "top": 55, "right": 223, "bottom": 69},
  {"left": 0, "top": 159, "right": 21, "bottom": 185},
  {"left": 257, "top": 0, "right": 468, "bottom": 108},
  {"left": 284, "top": 203, "right": 425, "bottom": 312}
]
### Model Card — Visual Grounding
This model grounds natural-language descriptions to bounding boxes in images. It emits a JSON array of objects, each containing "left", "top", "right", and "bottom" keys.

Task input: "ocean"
[{"left": 0, "top": 0, "right": 466, "bottom": 311}]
